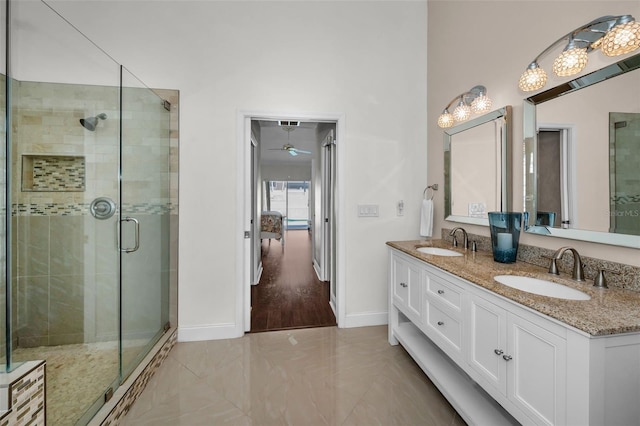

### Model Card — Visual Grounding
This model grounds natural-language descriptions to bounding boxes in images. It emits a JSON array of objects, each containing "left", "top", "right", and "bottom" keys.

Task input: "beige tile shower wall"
[
  {"left": 11, "top": 80, "right": 120, "bottom": 213},
  {"left": 11, "top": 81, "right": 120, "bottom": 348},
  {"left": 11, "top": 215, "right": 116, "bottom": 347},
  {"left": 10, "top": 81, "right": 179, "bottom": 347}
]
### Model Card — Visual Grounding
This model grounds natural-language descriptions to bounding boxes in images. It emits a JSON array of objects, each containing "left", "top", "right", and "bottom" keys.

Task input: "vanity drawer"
[
  {"left": 424, "top": 300, "right": 462, "bottom": 357},
  {"left": 426, "top": 275, "right": 462, "bottom": 311}
]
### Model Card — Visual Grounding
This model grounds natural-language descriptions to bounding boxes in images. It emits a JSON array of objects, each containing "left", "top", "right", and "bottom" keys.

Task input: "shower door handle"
[{"left": 119, "top": 217, "right": 140, "bottom": 253}]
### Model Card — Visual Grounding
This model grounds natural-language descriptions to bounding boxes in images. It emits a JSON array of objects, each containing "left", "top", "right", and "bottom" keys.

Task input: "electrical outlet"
[
  {"left": 397, "top": 200, "right": 404, "bottom": 216},
  {"left": 468, "top": 202, "right": 486, "bottom": 218}
]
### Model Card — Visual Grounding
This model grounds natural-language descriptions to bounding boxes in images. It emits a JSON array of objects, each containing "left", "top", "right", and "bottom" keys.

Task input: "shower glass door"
[
  {"left": 8, "top": 1, "right": 121, "bottom": 424},
  {"left": 0, "top": 0, "right": 7, "bottom": 370},
  {"left": 119, "top": 66, "right": 171, "bottom": 380},
  {"left": 6, "top": 1, "right": 172, "bottom": 423}
]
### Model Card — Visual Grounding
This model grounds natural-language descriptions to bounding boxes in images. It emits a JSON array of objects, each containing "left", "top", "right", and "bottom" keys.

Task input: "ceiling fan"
[{"left": 269, "top": 126, "right": 312, "bottom": 156}]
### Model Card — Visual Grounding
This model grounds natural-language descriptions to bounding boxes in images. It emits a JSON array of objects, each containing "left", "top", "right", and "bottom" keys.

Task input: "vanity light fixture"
[
  {"left": 437, "top": 85, "right": 492, "bottom": 129},
  {"left": 519, "top": 14, "right": 640, "bottom": 92}
]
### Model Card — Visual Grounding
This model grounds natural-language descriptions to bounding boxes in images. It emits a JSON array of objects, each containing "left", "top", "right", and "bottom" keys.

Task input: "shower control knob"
[{"left": 90, "top": 197, "right": 116, "bottom": 220}]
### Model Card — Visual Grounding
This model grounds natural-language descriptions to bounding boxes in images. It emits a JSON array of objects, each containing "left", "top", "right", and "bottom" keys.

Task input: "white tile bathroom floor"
[{"left": 122, "top": 325, "right": 466, "bottom": 425}]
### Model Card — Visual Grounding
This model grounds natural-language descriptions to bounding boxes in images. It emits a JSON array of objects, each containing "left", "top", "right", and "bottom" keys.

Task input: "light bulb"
[
  {"left": 601, "top": 20, "right": 640, "bottom": 56},
  {"left": 471, "top": 95, "right": 492, "bottom": 113},
  {"left": 453, "top": 103, "right": 471, "bottom": 122},
  {"left": 437, "top": 112, "right": 455, "bottom": 128},
  {"left": 518, "top": 65, "right": 547, "bottom": 92},
  {"left": 552, "top": 47, "right": 588, "bottom": 77}
]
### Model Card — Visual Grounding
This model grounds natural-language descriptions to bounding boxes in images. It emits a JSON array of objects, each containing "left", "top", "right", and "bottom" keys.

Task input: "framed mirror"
[
  {"left": 523, "top": 53, "right": 640, "bottom": 248},
  {"left": 444, "top": 106, "right": 512, "bottom": 226}
]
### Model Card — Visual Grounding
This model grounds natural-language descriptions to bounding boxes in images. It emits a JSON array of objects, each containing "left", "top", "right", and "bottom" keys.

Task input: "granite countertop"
[{"left": 387, "top": 239, "right": 640, "bottom": 337}]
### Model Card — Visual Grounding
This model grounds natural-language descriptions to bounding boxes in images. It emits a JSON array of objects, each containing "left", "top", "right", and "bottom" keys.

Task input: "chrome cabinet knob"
[
  {"left": 494, "top": 349, "right": 503, "bottom": 355},
  {"left": 503, "top": 355, "right": 513, "bottom": 361},
  {"left": 400, "top": 282, "right": 407, "bottom": 288},
  {"left": 437, "top": 289, "right": 445, "bottom": 294},
  {"left": 437, "top": 321, "right": 444, "bottom": 326}
]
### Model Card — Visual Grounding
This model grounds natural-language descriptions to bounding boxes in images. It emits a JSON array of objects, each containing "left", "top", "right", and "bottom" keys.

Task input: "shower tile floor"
[{"left": 13, "top": 341, "right": 144, "bottom": 425}]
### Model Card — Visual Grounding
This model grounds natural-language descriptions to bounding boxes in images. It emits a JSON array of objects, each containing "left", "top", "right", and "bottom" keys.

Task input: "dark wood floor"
[{"left": 250, "top": 230, "right": 337, "bottom": 333}]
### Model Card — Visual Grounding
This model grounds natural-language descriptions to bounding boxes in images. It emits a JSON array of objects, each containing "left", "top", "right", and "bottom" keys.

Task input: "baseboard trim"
[
  {"left": 312, "top": 260, "right": 323, "bottom": 281},
  {"left": 343, "top": 311, "right": 388, "bottom": 328},
  {"left": 178, "top": 323, "right": 242, "bottom": 342},
  {"left": 252, "top": 263, "right": 263, "bottom": 285}
]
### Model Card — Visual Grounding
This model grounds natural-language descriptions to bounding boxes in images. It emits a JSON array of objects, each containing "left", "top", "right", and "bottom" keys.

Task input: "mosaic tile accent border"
[
  {"left": 0, "top": 361, "right": 46, "bottom": 426},
  {"left": 12, "top": 203, "right": 177, "bottom": 217},
  {"left": 441, "top": 228, "right": 640, "bottom": 292},
  {"left": 97, "top": 330, "right": 177, "bottom": 426}
]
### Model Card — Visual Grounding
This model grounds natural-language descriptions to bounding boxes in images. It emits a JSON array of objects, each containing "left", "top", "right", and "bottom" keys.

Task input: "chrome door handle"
[{"left": 120, "top": 217, "right": 140, "bottom": 253}]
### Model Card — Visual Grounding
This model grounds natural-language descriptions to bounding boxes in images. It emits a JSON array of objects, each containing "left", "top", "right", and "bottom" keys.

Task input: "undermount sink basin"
[
  {"left": 416, "top": 247, "right": 463, "bottom": 257},
  {"left": 494, "top": 275, "right": 591, "bottom": 301}
]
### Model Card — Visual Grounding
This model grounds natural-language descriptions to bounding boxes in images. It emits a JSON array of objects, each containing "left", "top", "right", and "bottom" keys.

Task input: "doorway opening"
[
  {"left": 238, "top": 113, "right": 344, "bottom": 334},
  {"left": 537, "top": 126, "right": 575, "bottom": 229}
]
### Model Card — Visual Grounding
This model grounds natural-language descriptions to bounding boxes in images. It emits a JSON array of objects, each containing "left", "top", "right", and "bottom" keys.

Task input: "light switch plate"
[{"left": 358, "top": 204, "right": 379, "bottom": 217}]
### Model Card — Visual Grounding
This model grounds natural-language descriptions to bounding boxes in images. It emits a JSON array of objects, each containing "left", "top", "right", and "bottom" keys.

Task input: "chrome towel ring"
[{"left": 423, "top": 184, "right": 438, "bottom": 200}]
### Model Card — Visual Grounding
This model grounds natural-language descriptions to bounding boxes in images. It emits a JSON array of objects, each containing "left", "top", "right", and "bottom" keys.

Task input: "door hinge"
[{"left": 104, "top": 387, "right": 114, "bottom": 403}]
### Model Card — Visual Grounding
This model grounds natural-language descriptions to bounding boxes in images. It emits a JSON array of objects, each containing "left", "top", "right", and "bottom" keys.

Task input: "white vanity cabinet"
[{"left": 387, "top": 247, "right": 640, "bottom": 426}]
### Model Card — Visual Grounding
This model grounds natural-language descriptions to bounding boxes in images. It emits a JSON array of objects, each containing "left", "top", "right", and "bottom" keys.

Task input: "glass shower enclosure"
[{"left": 3, "top": 1, "right": 173, "bottom": 424}]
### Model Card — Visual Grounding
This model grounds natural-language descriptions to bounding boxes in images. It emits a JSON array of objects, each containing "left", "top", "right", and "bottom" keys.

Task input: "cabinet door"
[
  {"left": 392, "top": 255, "right": 409, "bottom": 307},
  {"left": 507, "top": 314, "right": 566, "bottom": 425},
  {"left": 391, "top": 254, "right": 421, "bottom": 321},
  {"left": 467, "top": 294, "right": 508, "bottom": 395}
]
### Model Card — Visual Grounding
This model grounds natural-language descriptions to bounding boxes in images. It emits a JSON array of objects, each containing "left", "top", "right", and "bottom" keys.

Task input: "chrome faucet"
[
  {"left": 548, "top": 246, "right": 585, "bottom": 281},
  {"left": 449, "top": 227, "right": 469, "bottom": 249}
]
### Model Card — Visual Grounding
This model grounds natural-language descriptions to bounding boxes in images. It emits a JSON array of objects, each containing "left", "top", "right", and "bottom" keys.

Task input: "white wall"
[
  {"left": 47, "top": 1, "right": 428, "bottom": 338},
  {"left": 428, "top": 0, "right": 640, "bottom": 267}
]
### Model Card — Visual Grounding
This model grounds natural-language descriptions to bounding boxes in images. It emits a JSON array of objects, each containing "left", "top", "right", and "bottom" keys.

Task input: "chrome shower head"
[{"left": 80, "top": 113, "right": 107, "bottom": 131}]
